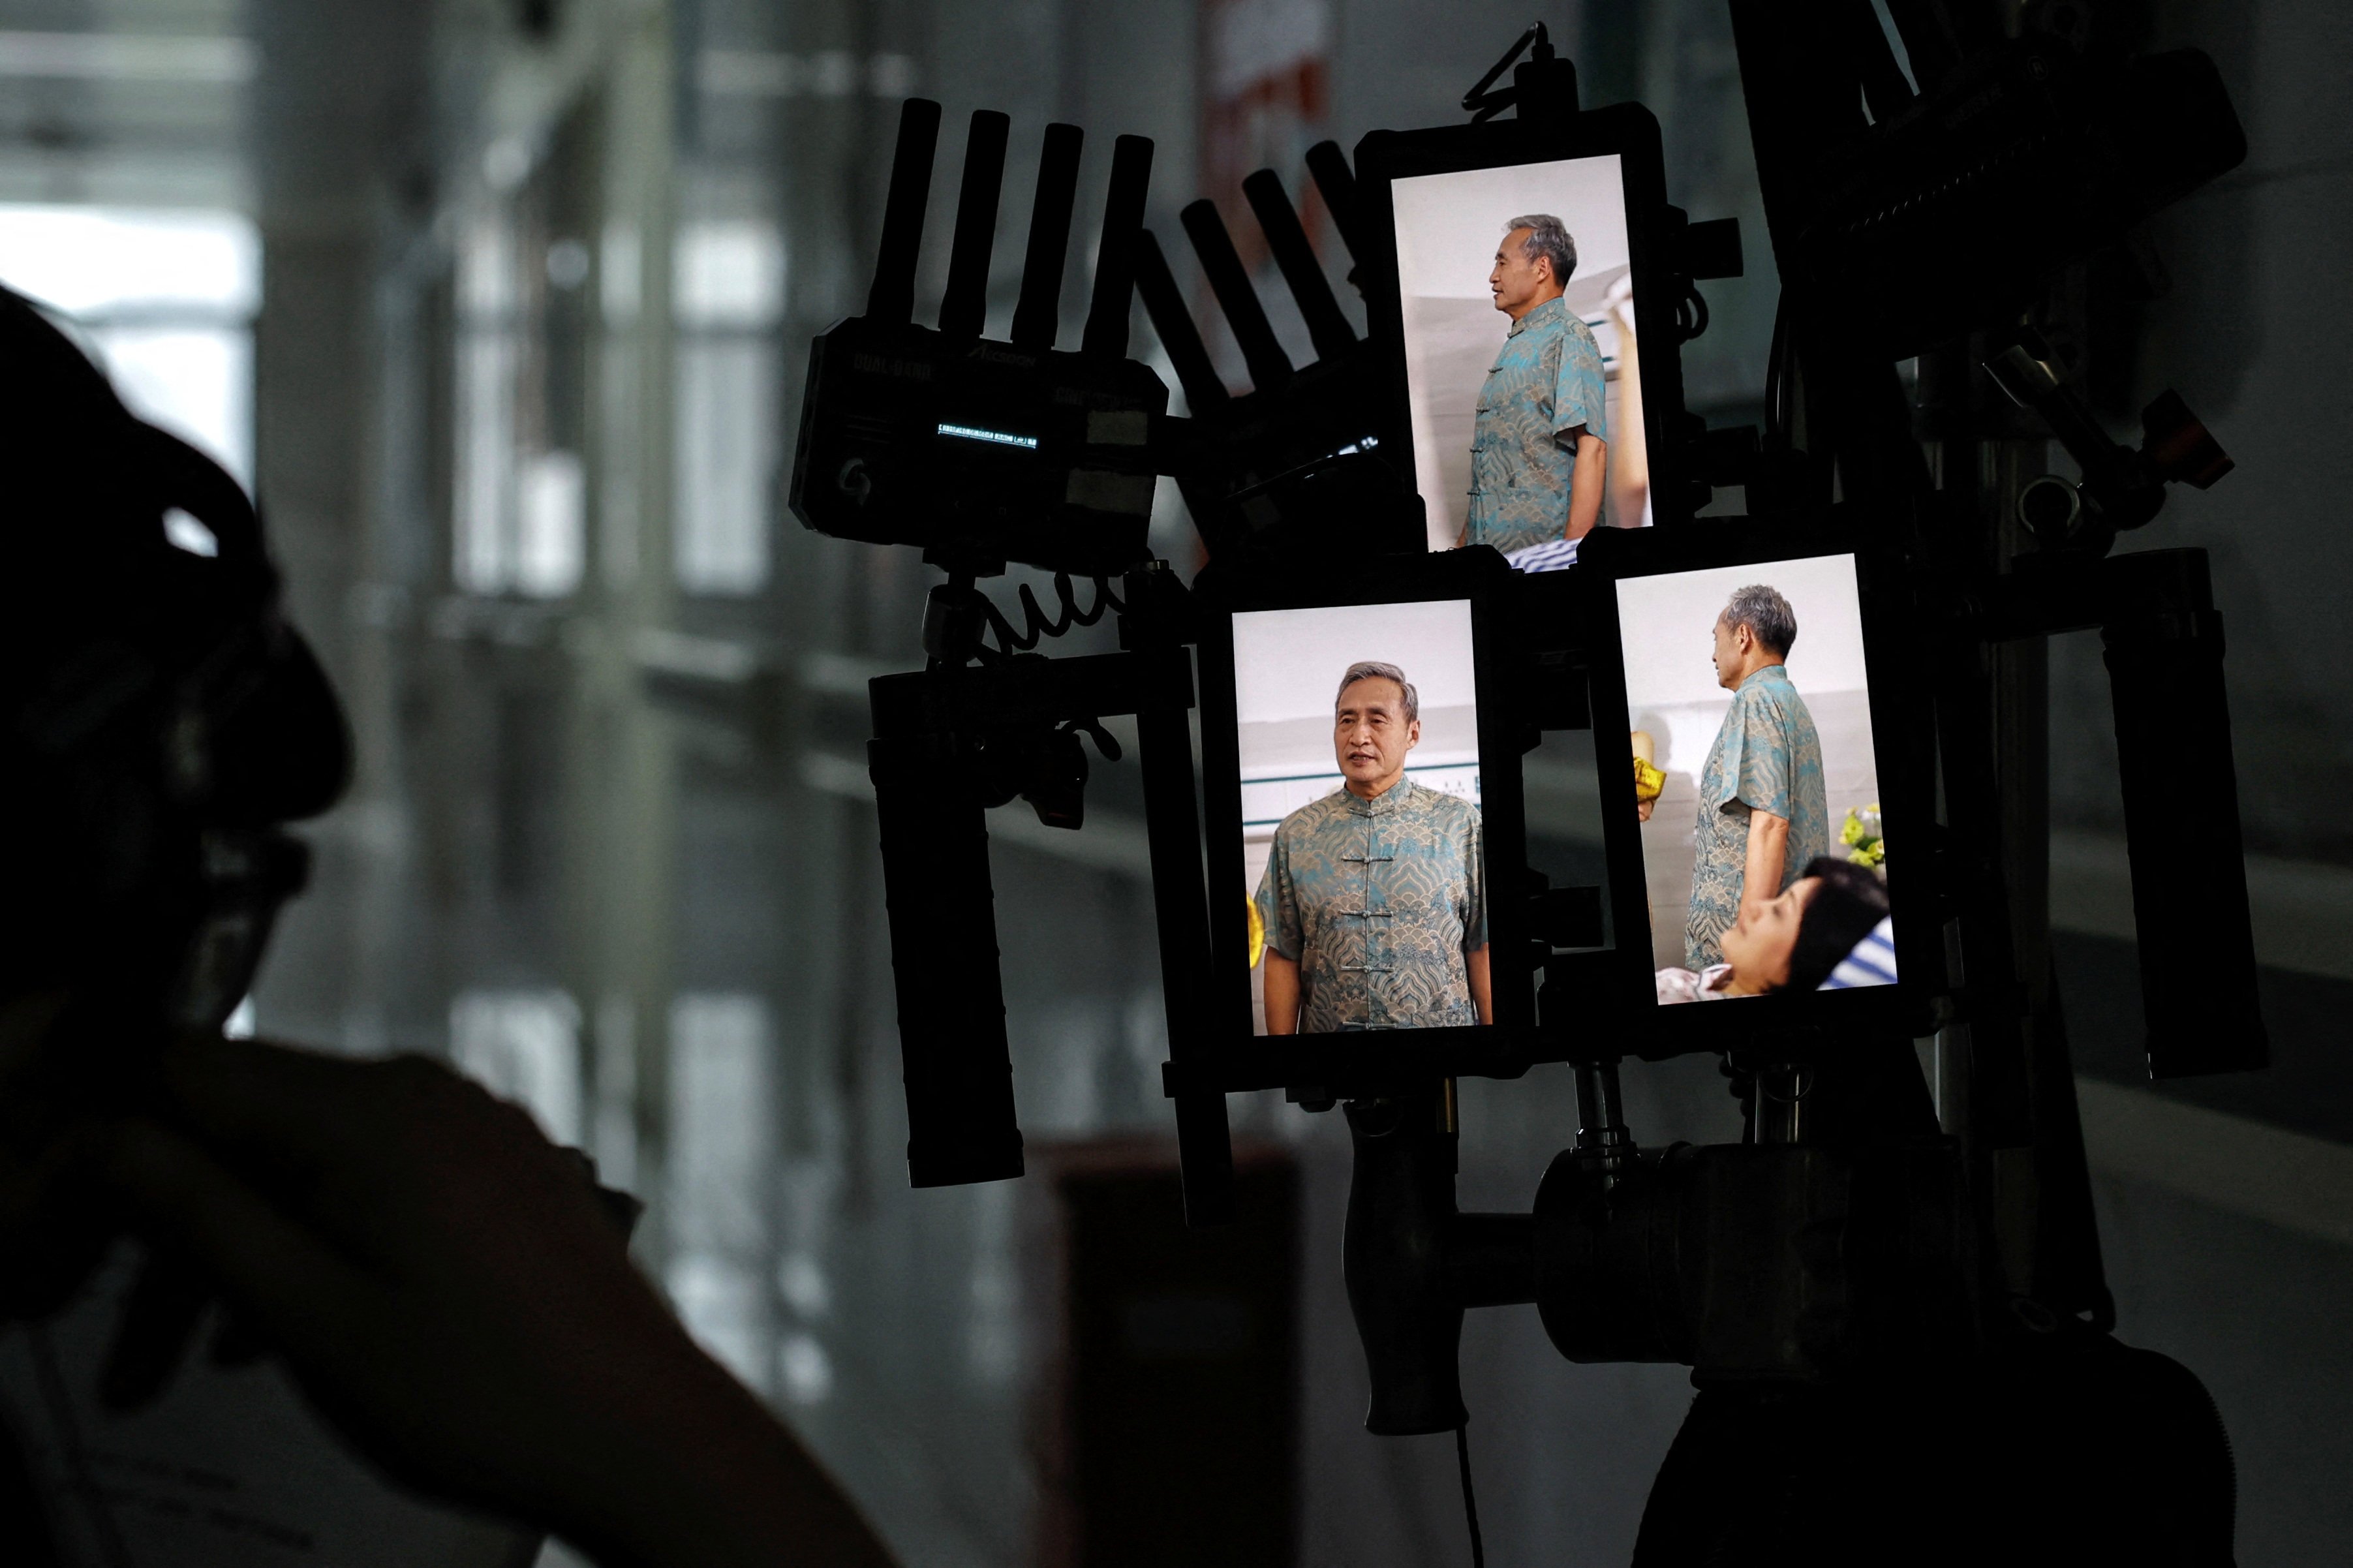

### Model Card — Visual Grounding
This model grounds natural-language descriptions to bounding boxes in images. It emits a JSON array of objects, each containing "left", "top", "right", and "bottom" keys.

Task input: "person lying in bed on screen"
[
  {"left": 1461, "top": 214, "right": 1609, "bottom": 553},
  {"left": 1255, "top": 662, "right": 1490, "bottom": 1033},
  {"left": 1657, "top": 857, "right": 1888, "bottom": 1002},
  {"left": 1685, "top": 583, "right": 1830, "bottom": 972}
]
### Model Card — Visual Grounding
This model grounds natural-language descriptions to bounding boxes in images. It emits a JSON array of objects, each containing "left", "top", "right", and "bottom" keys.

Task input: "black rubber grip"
[
  {"left": 868, "top": 737, "right": 1025, "bottom": 1185},
  {"left": 2100, "top": 550, "right": 2266, "bottom": 1077}
]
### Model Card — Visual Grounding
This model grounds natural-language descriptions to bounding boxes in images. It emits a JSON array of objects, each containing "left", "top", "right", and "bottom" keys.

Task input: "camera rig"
[{"left": 790, "top": 6, "right": 2264, "bottom": 1558}]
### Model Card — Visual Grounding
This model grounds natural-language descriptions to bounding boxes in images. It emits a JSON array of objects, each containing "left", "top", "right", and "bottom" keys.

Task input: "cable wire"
[
  {"left": 977, "top": 572, "right": 1124, "bottom": 661},
  {"left": 1456, "top": 1422, "right": 1486, "bottom": 1568}
]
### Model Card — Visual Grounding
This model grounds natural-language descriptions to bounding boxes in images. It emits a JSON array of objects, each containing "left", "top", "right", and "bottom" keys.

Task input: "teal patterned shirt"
[
  {"left": 1255, "top": 777, "right": 1486, "bottom": 1032},
  {"left": 1466, "top": 295, "right": 1609, "bottom": 554},
  {"left": 1685, "top": 666, "right": 1830, "bottom": 972}
]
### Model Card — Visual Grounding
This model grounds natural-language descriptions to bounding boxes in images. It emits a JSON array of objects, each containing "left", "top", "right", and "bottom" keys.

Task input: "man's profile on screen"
[
  {"left": 1253, "top": 662, "right": 1490, "bottom": 1033},
  {"left": 1685, "top": 584, "right": 1830, "bottom": 971},
  {"left": 1463, "top": 213, "right": 1609, "bottom": 553}
]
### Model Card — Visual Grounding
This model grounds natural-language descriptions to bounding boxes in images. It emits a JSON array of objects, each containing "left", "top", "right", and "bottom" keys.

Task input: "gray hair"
[
  {"left": 1504, "top": 214, "right": 1578, "bottom": 285},
  {"left": 1720, "top": 585, "right": 1798, "bottom": 657},
  {"left": 1335, "top": 661, "right": 1419, "bottom": 724}
]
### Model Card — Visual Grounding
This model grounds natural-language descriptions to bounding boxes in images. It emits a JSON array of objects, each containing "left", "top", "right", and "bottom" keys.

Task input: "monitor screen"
[
  {"left": 1390, "top": 153, "right": 1650, "bottom": 561},
  {"left": 1232, "top": 598, "right": 1492, "bottom": 1036},
  {"left": 1612, "top": 554, "right": 1898, "bottom": 1004}
]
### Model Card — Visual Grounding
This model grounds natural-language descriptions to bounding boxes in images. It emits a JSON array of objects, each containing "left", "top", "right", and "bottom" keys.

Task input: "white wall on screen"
[
  {"left": 1234, "top": 598, "right": 1478, "bottom": 728},
  {"left": 1392, "top": 157, "right": 1629, "bottom": 298},
  {"left": 1617, "top": 555, "right": 1870, "bottom": 715}
]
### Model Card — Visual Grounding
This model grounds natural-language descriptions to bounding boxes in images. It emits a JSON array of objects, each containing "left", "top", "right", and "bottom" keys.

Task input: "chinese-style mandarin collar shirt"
[
  {"left": 1465, "top": 294, "right": 1609, "bottom": 554},
  {"left": 1254, "top": 776, "right": 1487, "bottom": 1033},
  {"left": 1685, "top": 664, "right": 1830, "bottom": 972}
]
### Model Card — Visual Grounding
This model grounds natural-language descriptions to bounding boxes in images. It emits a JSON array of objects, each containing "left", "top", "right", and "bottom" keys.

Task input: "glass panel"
[{"left": 450, "top": 988, "right": 585, "bottom": 1145}]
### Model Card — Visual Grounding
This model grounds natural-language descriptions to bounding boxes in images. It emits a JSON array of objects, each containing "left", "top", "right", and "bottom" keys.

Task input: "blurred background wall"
[{"left": 0, "top": 0, "right": 2346, "bottom": 1562}]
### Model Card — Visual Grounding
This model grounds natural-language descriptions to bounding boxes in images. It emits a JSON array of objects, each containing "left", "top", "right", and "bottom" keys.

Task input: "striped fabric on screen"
[
  {"left": 1821, "top": 915, "right": 1898, "bottom": 990},
  {"left": 1505, "top": 536, "right": 1581, "bottom": 574}
]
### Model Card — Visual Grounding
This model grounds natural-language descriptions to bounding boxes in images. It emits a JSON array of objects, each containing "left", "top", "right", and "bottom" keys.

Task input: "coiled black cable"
[{"left": 977, "top": 572, "right": 1125, "bottom": 661}]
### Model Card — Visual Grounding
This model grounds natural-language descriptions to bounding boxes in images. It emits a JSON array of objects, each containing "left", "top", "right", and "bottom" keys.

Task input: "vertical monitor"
[
  {"left": 1612, "top": 553, "right": 1899, "bottom": 1007},
  {"left": 1233, "top": 598, "right": 1493, "bottom": 1038},
  {"left": 1389, "top": 154, "right": 1652, "bottom": 560}
]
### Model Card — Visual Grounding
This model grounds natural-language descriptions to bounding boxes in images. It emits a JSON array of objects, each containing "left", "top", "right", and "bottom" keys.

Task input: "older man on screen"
[
  {"left": 1256, "top": 662, "right": 1490, "bottom": 1034},
  {"left": 1462, "top": 213, "right": 1610, "bottom": 553},
  {"left": 1685, "top": 585, "right": 1830, "bottom": 972}
]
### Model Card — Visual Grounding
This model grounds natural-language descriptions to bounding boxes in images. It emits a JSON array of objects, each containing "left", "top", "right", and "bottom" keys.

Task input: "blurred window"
[
  {"left": 0, "top": 204, "right": 259, "bottom": 484},
  {"left": 454, "top": 216, "right": 587, "bottom": 598},
  {"left": 451, "top": 987, "right": 585, "bottom": 1146},
  {"left": 674, "top": 220, "right": 784, "bottom": 596},
  {"left": 667, "top": 991, "right": 777, "bottom": 1389}
]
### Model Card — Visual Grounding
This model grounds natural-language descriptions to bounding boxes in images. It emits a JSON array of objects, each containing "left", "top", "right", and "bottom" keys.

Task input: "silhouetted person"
[{"left": 0, "top": 287, "right": 895, "bottom": 1566}]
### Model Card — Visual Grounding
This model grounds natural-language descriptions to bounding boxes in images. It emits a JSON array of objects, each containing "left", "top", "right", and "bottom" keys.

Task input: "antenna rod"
[
  {"left": 1011, "top": 122, "right": 1084, "bottom": 349},
  {"left": 1082, "top": 133, "right": 1155, "bottom": 359},
  {"left": 870, "top": 97, "right": 941, "bottom": 322},
  {"left": 867, "top": 98, "right": 942, "bottom": 324},
  {"left": 939, "top": 110, "right": 1011, "bottom": 339},
  {"left": 1134, "top": 230, "right": 1231, "bottom": 411},
  {"left": 1243, "top": 168, "right": 1357, "bottom": 361},
  {"left": 1181, "top": 198, "right": 1294, "bottom": 392},
  {"left": 1304, "top": 140, "right": 1368, "bottom": 266}
]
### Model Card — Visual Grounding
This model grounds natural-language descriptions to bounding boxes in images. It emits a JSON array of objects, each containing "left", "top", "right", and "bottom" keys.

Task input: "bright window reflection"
[
  {"left": 452, "top": 214, "right": 590, "bottom": 598},
  {"left": 451, "top": 988, "right": 585, "bottom": 1146},
  {"left": 667, "top": 992, "right": 777, "bottom": 1391},
  {"left": 675, "top": 220, "right": 784, "bottom": 596},
  {"left": 0, "top": 204, "right": 259, "bottom": 484}
]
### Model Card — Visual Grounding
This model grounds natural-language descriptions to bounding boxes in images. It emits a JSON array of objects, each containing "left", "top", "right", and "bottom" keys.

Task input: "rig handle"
[{"left": 867, "top": 731, "right": 1025, "bottom": 1185}]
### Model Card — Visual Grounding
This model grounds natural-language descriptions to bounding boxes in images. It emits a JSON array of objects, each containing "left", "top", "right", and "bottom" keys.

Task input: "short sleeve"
[
  {"left": 1255, "top": 835, "right": 1302, "bottom": 961},
  {"left": 1715, "top": 691, "right": 1795, "bottom": 822},
  {"left": 1552, "top": 318, "right": 1608, "bottom": 447},
  {"left": 1460, "top": 808, "right": 1488, "bottom": 948}
]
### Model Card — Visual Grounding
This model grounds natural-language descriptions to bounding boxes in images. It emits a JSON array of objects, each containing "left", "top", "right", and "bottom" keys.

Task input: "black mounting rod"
[
  {"left": 940, "top": 110, "right": 1011, "bottom": 339},
  {"left": 1181, "top": 198, "right": 1295, "bottom": 392},
  {"left": 1082, "top": 133, "right": 1155, "bottom": 359},
  {"left": 867, "top": 98, "right": 942, "bottom": 325},
  {"left": 1242, "top": 168, "right": 1357, "bottom": 362},
  {"left": 1135, "top": 230, "right": 1231, "bottom": 411},
  {"left": 1011, "top": 121, "right": 1084, "bottom": 350}
]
